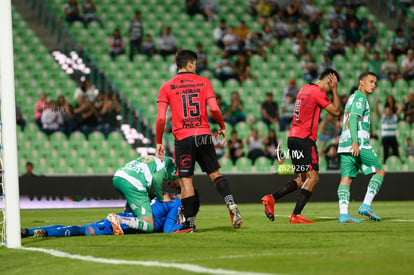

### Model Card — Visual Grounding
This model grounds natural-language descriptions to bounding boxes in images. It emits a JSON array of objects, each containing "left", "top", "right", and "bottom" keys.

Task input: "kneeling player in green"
[
  {"left": 337, "top": 72, "right": 385, "bottom": 223},
  {"left": 112, "top": 155, "right": 178, "bottom": 232}
]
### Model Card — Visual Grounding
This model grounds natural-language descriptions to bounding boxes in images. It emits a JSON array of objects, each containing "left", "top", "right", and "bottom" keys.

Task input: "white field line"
[
  {"left": 181, "top": 251, "right": 321, "bottom": 262},
  {"left": 19, "top": 247, "right": 279, "bottom": 275},
  {"left": 276, "top": 215, "right": 414, "bottom": 222}
]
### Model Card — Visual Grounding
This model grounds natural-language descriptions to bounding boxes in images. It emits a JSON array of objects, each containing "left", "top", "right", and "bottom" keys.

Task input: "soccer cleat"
[
  {"left": 289, "top": 213, "right": 315, "bottom": 224},
  {"left": 106, "top": 213, "right": 124, "bottom": 235},
  {"left": 33, "top": 229, "right": 48, "bottom": 238},
  {"left": 262, "top": 194, "right": 275, "bottom": 222},
  {"left": 358, "top": 204, "right": 381, "bottom": 221},
  {"left": 177, "top": 221, "right": 197, "bottom": 233},
  {"left": 173, "top": 228, "right": 196, "bottom": 233},
  {"left": 21, "top": 228, "right": 29, "bottom": 238},
  {"left": 339, "top": 214, "right": 362, "bottom": 223},
  {"left": 228, "top": 202, "right": 242, "bottom": 229}
]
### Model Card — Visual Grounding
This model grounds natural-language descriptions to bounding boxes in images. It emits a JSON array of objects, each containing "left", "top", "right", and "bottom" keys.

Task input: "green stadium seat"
[
  {"left": 385, "top": 156, "right": 403, "bottom": 171},
  {"left": 219, "top": 157, "right": 234, "bottom": 172},
  {"left": 232, "top": 156, "right": 248, "bottom": 172},
  {"left": 254, "top": 157, "right": 272, "bottom": 172},
  {"left": 397, "top": 121, "right": 411, "bottom": 138},
  {"left": 234, "top": 122, "right": 250, "bottom": 139}
]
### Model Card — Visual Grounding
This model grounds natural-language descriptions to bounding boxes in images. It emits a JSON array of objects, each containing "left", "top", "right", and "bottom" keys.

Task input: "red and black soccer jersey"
[
  {"left": 157, "top": 72, "right": 217, "bottom": 141},
  {"left": 289, "top": 84, "right": 332, "bottom": 141}
]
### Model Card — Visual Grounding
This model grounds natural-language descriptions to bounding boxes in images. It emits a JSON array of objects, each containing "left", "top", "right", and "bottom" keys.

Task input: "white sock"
[
  {"left": 118, "top": 216, "right": 139, "bottom": 229},
  {"left": 362, "top": 187, "right": 376, "bottom": 206},
  {"left": 338, "top": 185, "right": 350, "bottom": 215},
  {"left": 339, "top": 201, "right": 349, "bottom": 215}
]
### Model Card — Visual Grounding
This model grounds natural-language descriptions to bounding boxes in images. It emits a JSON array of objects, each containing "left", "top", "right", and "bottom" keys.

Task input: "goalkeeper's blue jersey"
[{"left": 151, "top": 197, "right": 183, "bottom": 233}]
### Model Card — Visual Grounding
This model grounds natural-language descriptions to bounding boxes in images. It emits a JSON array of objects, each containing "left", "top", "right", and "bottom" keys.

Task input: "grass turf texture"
[{"left": 1, "top": 201, "right": 414, "bottom": 275}]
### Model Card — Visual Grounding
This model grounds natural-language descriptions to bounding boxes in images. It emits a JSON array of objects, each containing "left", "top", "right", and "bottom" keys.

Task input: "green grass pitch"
[{"left": 1, "top": 201, "right": 414, "bottom": 274}]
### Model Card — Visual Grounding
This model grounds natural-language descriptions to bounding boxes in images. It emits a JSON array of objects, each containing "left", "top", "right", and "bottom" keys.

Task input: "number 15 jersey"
[
  {"left": 289, "top": 84, "right": 332, "bottom": 141},
  {"left": 157, "top": 72, "right": 217, "bottom": 141}
]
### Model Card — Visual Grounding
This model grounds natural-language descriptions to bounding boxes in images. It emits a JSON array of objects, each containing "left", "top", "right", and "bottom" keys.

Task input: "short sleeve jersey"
[
  {"left": 289, "top": 84, "right": 332, "bottom": 141},
  {"left": 117, "top": 155, "right": 167, "bottom": 189},
  {"left": 157, "top": 72, "right": 216, "bottom": 141},
  {"left": 338, "top": 90, "right": 372, "bottom": 153}
]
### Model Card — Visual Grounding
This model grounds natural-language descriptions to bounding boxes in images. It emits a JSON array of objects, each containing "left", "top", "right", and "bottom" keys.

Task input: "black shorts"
[
  {"left": 174, "top": 135, "right": 220, "bottom": 177},
  {"left": 287, "top": 137, "right": 319, "bottom": 173}
]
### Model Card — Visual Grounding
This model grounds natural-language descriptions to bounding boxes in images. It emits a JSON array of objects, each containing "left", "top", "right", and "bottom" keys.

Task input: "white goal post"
[{"left": 0, "top": 0, "right": 22, "bottom": 248}]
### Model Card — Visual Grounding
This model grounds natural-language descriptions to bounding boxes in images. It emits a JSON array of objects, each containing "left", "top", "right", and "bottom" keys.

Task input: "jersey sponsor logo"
[
  {"left": 180, "top": 88, "right": 201, "bottom": 94},
  {"left": 356, "top": 102, "right": 362, "bottom": 109},
  {"left": 180, "top": 155, "right": 192, "bottom": 168},
  {"left": 174, "top": 83, "right": 204, "bottom": 90},
  {"left": 180, "top": 79, "right": 193, "bottom": 83},
  {"left": 170, "top": 85, "right": 176, "bottom": 90},
  {"left": 182, "top": 117, "right": 202, "bottom": 128}
]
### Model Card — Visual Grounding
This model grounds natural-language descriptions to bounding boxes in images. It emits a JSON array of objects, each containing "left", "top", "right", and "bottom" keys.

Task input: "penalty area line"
[{"left": 19, "top": 247, "right": 278, "bottom": 275}]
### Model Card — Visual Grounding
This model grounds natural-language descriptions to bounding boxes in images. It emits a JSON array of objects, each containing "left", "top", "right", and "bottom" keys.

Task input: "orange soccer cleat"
[
  {"left": 262, "top": 194, "right": 275, "bottom": 222},
  {"left": 289, "top": 213, "right": 315, "bottom": 224}
]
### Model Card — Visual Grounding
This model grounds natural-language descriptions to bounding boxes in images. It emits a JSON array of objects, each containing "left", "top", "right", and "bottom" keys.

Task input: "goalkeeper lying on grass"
[
  {"left": 22, "top": 156, "right": 186, "bottom": 237},
  {"left": 22, "top": 194, "right": 184, "bottom": 238}
]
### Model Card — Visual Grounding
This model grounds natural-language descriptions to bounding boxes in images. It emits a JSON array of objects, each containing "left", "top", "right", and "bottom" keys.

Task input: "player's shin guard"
[
  {"left": 214, "top": 176, "right": 234, "bottom": 205},
  {"left": 272, "top": 180, "right": 298, "bottom": 201},
  {"left": 337, "top": 185, "right": 350, "bottom": 214},
  {"left": 293, "top": 189, "right": 312, "bottom": 215},
  {"left": 182, "top": 195, "right": 200, "bottom": 228},
  {"left": 363, "top": 174, "right": 383, "bottom": 206}
]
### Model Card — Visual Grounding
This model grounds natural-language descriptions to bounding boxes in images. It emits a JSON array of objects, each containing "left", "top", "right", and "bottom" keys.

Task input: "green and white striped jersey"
[
  {"left": 381, "top": 114, "right": 398, "bottom": 138},
  {"left": 338, "top": 90, "right": 372, "bottom": 153},
  {"left": 115, "top": 156, "right": 177, "bottom": 201}
]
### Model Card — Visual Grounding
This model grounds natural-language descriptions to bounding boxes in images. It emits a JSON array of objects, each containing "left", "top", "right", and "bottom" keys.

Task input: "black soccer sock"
[
  {"left": 182, "top": 195, "right": 200, "bottom": 228},
  {"left": 293, "top": 189, "right": 312, "bottom": 215},
  {"left": 214, "top": 176, "right": 234, "bottom": 205},
  {"left": 272, "top": 180, "right": 298, "bottom": 201}
]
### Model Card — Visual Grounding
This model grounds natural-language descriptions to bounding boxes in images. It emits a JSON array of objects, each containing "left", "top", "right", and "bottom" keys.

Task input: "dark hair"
[
  {"left": 176, "top": 49, "right": 198, "bottom": 69},
  {"left": 349, "top": 86, "right": 358, "bottom": 95},
  {"left": 26, "top": 162, "right": 33, "bottom": 167},
  {"left": 319, "top": 68, "right": 341, "bottom": 82},
  {"left": 265, "top": 92, "right": 273, "bottom": 96},
  {"left": 358, "top": 71, "right": 377, "bottom": 81}
]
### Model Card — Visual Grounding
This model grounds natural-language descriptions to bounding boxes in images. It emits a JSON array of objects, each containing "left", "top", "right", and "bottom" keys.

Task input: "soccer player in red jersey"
[
  {"left": 156, "top": 49, "right": 242, "bottom": 231},
  {"left": 262, "top": 68, "right": 341, "bottom": 223}
]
